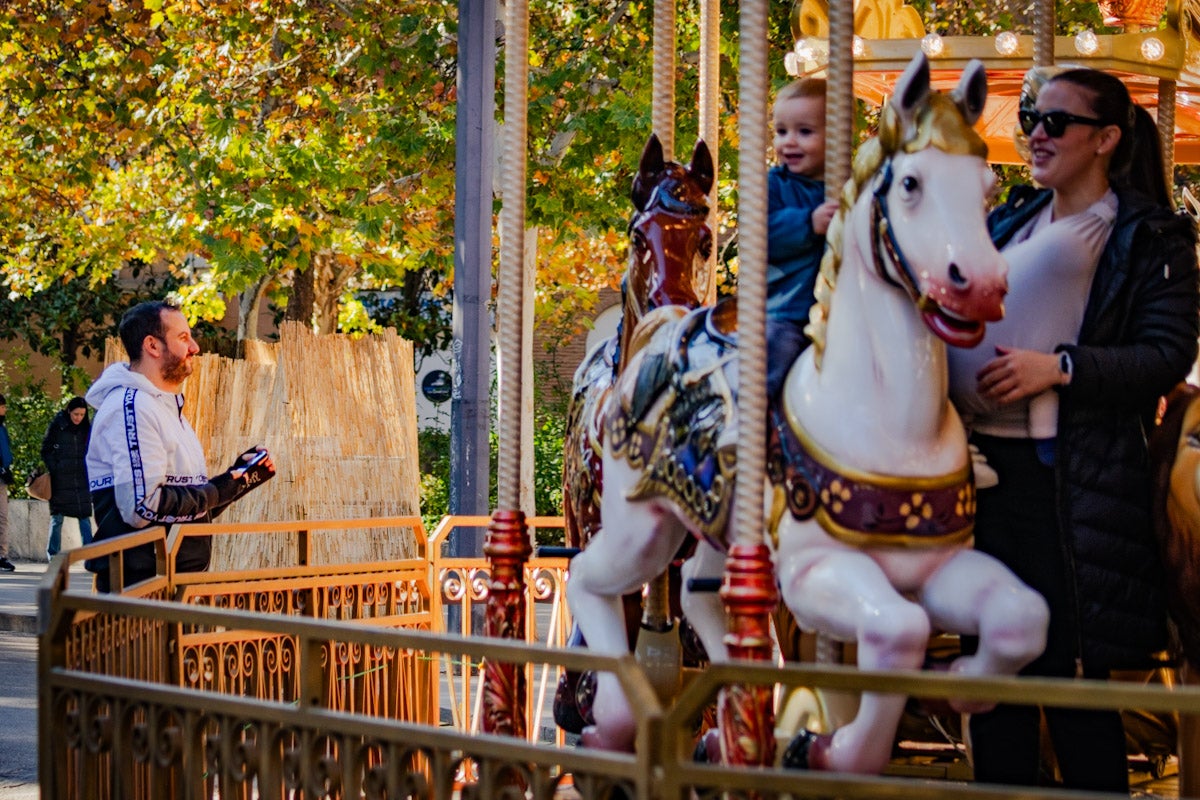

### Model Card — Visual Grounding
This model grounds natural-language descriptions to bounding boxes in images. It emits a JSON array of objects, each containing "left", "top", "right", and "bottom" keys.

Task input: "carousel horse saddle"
[{"left": 610, "top": 301, "right": 739, "bottom": 546}]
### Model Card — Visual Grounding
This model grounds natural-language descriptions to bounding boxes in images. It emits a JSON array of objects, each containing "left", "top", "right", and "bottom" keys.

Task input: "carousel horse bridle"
[{"left": 870, "top": 158, "right": 956, "bottom": 317}]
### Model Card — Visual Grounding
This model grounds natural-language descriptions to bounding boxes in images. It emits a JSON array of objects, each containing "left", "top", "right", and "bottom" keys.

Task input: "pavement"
[
  {"left": 0, "top": 558, "right": 50, "bottom": 635},
  {"left": 0, "top": 559, "right": 52, "bottom": 798},
  {"left": 0, "top": 556, "right": 94, "bottom": 635}
]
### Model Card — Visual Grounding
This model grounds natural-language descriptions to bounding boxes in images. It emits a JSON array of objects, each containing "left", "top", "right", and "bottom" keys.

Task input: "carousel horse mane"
[{"left": 805, "top": 87, "right": 989, "bottom": 368}]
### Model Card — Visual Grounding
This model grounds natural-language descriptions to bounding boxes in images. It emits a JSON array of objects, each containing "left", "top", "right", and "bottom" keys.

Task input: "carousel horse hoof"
[
  {"left": 692, "top": 729, "right": 722, "bottom": 763},
  {"left": 781, "top": 729, "right": 832, "bottom": 770},
  {"left": 553, "top": 668, "right": 597, "bottom": 734}
]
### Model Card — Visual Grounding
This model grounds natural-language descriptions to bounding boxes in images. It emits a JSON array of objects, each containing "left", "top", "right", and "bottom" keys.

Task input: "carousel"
[
  {"left": 555, "top": 0, "right": 1200, "bottom": 790},
  {"left": 34, "top": 0, "right": 1200, "bottom": 797}
]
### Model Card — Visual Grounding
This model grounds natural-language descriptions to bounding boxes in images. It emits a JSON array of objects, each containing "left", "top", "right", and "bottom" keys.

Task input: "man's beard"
[{"left": 161, "top": 351, "right": 193, "bottom": 385}]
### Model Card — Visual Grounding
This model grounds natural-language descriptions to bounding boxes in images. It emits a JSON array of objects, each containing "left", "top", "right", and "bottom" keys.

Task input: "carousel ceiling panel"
[
  {"left": 833, "top": 65, "right": 1200, "bottom": 163},
  {"left": 791, "top": 1, "right": 1200, "bottom": 162}
]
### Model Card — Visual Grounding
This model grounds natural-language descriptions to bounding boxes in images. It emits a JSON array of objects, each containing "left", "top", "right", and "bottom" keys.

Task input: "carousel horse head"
[
  {"left": 622, "top": 134, "right": 715, "bottom": 346},
  {"left": 564, "top": 134, "right": 717, "bottom": 549},
  {"left": 808, "top": 55, "right": 1007, "bottom": 365}
]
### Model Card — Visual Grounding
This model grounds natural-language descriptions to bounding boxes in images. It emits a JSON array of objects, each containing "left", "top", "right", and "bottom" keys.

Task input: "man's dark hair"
[{"left": 119, "top": 300, "right": 178, "bottom": 362}]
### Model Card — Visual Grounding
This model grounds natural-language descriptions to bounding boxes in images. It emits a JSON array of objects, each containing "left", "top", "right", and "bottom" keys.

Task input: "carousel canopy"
[{"left": 791, "top": 0, "right": 1200, "bottom": 164}]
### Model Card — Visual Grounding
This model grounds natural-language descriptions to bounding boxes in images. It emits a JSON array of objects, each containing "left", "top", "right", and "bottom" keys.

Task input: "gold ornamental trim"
[{"left": 785, "top": 406, "right": 971, "bottom": 492}]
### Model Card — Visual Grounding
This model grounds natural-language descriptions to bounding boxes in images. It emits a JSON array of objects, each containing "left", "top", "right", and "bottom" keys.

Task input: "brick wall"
[{"left": 533, "top": 287, "right": 621, "bottom": 409}]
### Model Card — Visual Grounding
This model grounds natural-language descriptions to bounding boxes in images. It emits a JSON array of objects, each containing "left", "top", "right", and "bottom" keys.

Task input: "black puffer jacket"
[
  {"left": 41, "top": 409, "right": 93, "bottom": 519},
  {"left": 989, "top": 185, "right": 1200, "bottom": 669}
]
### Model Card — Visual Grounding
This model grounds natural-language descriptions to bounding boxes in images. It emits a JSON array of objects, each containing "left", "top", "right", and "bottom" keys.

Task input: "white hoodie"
[
  {"left": 86, "top": 362, "right": 212, "bottom": 528},
  {"left": 85, "top": 362, "right": 243, "bottom": 581}
]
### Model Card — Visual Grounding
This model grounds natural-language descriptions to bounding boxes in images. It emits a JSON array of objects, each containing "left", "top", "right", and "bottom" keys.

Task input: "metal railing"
[{"left": 37, "top": 515, "right": 1200, "bottom": 798}]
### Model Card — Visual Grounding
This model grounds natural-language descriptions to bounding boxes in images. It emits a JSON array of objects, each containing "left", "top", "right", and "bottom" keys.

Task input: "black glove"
[{"left": 209, "top": 468, "right": 250, "bottom": 507}]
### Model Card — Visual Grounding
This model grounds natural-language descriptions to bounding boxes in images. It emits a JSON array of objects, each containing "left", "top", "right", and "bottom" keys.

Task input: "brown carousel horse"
[
  {"left": 563, "top": 133, "right": 715, "bottom": 548},
  {"left": 555, "top": 133, "right": 715, "bottom": 733}
]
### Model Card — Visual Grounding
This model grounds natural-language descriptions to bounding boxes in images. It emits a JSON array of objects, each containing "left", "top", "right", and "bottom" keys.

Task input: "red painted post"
[
  {"left": 717, "top": 542, "right": 778, "bottom": 766},
  {"left": 482, "top": 509, "right": 532, "bottom": 738}
]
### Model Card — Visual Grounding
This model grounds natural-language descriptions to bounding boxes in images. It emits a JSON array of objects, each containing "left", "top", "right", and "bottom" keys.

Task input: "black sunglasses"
[{"left": 1018, "top": 109, "right": 1107, "bottom": 138}]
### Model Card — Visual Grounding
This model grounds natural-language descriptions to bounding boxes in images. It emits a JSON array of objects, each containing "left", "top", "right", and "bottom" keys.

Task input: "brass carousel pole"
[
  {"left": 653, "top": 0, "right": 676, "bottom": 161},
  {"left": 484, "top": 0, "right": 532, "bottom": 741},
  {"left": 719, "top": 0, "right": 778, "bottom": 768},
  {"left": 1159, "top": 77, "right": 1177, "bottom": 197}
]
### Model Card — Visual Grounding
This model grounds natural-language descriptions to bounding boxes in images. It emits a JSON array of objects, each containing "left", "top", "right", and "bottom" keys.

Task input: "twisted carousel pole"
[
  {"left": 1032, "top": 0, "right": 1054, "bottom": 67},
  {"left": 718, "top": 0, "right": 778, "bottom": 768},
  {"left": 653, "top": 0, "right": 676, "bottom": 162},
  {"left": 1159, "top": 79, "right": 1178, "bottom": 196},
  {"left": 698, "top": 0, "right": 721, "bottom": 305},
  {"left": 640, "top": 0, "right": 679, "bottom": 651},
  {"left": 484, "top": 0, "right": 532, "bottom": 740},
  {"left": 811, "top": 0, "right": 855, "bottom": 709}
]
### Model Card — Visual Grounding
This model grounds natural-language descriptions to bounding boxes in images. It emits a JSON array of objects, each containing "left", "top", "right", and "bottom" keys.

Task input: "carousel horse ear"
[
  {"left": 633, "top": 133, "right": 666, "bottom": 212},
  {"left": 953, "top": 59, "right": 988, "bottom": 127},
  {"left": 689, "top": 139, "right": 715, "bottom": 196},
  {"left": 891, "top": 52, "right": 931, "bottom": 136},
  {"left": 1183, "top": 186, "right": 1200, "bottom": 222}
]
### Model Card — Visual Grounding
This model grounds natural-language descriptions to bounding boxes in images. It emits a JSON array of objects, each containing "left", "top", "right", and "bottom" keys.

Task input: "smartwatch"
[{"left": 1058, "top": 351, "right": 1073, "bottom": 386}]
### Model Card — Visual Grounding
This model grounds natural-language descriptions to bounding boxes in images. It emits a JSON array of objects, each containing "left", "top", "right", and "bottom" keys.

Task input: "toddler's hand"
[{"left": 811, "top": 200, "right": 839, "bottom": 235}]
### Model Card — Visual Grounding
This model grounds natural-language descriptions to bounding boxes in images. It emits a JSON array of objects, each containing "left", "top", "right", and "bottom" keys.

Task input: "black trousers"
[{"left": 967, "top": 434, "right": 1128, "bottom": 791}]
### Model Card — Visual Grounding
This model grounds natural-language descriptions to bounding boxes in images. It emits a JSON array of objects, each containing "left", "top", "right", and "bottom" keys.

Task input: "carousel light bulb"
[
  {"left": 794, "top": 38, "right": 815, "bottom": 62},
  {"left": 852, "top": 35, "right": 865, "bottom": 57},
  {"left": 921, "top": 33, "right": 945, "bottom": 57},
  {"left": 1142, "top": 37, "right": 1165, "bottom": 61},
  {"left": 995, "top": 31, "right": 1019, "bottom": 56},
  {"left": 784, "top": 51, "right": 799, "bottom": 76},
  {"left": 1075, "top": 29, "right": 1099, "bottom": 55}
]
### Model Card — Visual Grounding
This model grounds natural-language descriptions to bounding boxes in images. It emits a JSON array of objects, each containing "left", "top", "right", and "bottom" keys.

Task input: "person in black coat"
[
  {"left": 949, "top": 68, "right": 1200, "bottom": 789},
  {"left": 41, "top": 396, "right": 93, "bottom": 558}
]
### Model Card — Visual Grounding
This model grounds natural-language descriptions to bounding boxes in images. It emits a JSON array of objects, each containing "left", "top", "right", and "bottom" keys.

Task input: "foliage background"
[
  {"left": 1, "top": 0, "right": 1195, "bottom": 519},
  {"left": 1, "top": 360, "right": 67, "bottom": 498}
]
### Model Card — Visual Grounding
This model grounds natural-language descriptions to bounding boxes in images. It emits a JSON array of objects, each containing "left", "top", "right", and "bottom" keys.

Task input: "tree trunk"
[
  {"left": 313, "top": 253, "right": 338, "bottom": 335},
  {"left": 312, "top": 252, "right": 356, "bottom": 335},
  {"left": 286, "top": 264, "right": 316, "bottom": 329},
  {"left": 237, "top": 275, "right": 270, "bottom": 341}
]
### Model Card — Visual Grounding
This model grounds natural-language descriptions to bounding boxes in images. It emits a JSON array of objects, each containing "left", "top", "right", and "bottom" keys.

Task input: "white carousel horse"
[{"left": 565, "top": 53, "right": 1050, "bottom": 773}]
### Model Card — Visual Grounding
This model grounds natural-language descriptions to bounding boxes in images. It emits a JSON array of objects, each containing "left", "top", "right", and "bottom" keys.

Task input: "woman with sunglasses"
[{"left": 948, "top": 68, "right": 1199, "bottom": 789}]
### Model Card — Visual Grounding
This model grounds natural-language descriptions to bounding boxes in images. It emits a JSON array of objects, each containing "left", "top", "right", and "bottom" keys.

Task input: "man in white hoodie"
[{"left": 86, "top": 300, "right": 274, "bottom": 592}]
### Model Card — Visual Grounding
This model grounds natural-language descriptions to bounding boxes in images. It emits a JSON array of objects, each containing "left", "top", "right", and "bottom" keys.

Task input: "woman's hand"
[{"left": 976, "top": 345, "right": 1063, "bottom": 405}]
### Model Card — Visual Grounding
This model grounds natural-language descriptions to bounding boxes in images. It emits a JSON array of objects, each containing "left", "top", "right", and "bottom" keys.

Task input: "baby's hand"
[{"left": 811, "top": 200, "right": 839, "bottom": 235}]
